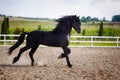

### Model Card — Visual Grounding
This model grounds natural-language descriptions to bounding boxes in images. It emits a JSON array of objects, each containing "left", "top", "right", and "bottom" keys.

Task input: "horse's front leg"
[
  {"left": 59, "top": 46, "right": 72, "bottom": 68},
  {"left": 58, "top": 47, "right": 71, "bottom": 58}
]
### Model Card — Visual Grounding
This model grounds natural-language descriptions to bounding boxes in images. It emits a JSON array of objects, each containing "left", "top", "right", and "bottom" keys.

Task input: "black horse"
[{"left": 8, "top": 15, "right": 81, "bottom": 67}]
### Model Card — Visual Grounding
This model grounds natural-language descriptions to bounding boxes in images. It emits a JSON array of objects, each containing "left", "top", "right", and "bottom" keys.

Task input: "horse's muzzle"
[{"left": 77, "top": 29, "right": 81, "bottom": 33}]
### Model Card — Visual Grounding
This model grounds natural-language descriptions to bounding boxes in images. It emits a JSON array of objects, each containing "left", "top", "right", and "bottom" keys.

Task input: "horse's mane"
[
  {"left": 53, "top": 15, "right": 74, "bottom": 33},
  {"left": 56, "top": 16, "right": 71, "bottom": 23}
]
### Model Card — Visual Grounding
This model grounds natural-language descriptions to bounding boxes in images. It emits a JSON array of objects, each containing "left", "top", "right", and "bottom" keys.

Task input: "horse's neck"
[
  {"left": 63, "top": 25, "right": 72, "bottom": 35},
  {"left": 53, "top": 22, "right": 72, "bottom": 35}
]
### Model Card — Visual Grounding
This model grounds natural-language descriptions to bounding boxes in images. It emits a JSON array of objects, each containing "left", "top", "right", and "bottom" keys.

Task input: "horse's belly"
[
  {"left": 40, "top": 33, "right": 69, "bottom": 47},
  {"left": 41, "top": 40, "right": 61, "bottom": 47}
]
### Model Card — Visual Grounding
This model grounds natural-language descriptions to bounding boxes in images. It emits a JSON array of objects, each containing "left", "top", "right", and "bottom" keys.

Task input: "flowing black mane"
[
  {"left": 56, "top": 16, "right": 72, "bottom": 23},
  {"left": 53, "top": 15, "right": 74, "bottom": 34}
]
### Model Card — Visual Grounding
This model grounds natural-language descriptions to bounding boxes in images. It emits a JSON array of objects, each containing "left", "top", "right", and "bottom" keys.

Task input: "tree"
[
  {"left": 1, "top": 16, "right": 10, "bottom": 39},
  {"left": 86, "top": 16, "right": 92, "bottom": 22},
  {"left": 92, "top": 17, "right": 99, "bottom": 21},
  {"left": 81, "top": 16, "right": 87, "bottom": 23},
  {"left": 112, "top": 15, "right": 120, "bottom": 22},
  {"left": 82, "top": 29, "right": 86, "bottom": 36},
  {"left": 98, "top": 21, "right": 104, "bottom": 36},
  {"left": 1, "top": 16, "right": 9, "bottom": 34},
  {"left": 103, "top": 17, "right": 106, "bottom": 22},
  {"left": 6, "top": 17, "right": 9, "bottom": 34}
]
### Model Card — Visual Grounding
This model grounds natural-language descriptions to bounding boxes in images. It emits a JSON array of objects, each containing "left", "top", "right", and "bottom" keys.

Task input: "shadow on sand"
[{"left": 0, "top": 64, "right": 31, "bottom": 67}]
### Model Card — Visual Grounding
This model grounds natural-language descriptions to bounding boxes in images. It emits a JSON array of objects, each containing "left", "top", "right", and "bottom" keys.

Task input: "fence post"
[
  {"left": 4, "top": 35, "right": 6, "bottom": 46},
  {"left": 117, "top": 37, "right": 119, "bottom": 47},
  {"left": 91, "top": 37, "right": 93, "bottom": 47}
]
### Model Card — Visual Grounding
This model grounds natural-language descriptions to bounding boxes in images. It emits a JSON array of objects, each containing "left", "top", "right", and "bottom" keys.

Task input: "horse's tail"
[{"left": 8, "top": 32, "right": 28, "bottom": 55}]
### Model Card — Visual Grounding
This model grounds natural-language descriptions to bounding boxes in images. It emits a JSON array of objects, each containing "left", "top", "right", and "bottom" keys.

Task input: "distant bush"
[
  {"left": 14, "top": 27, "right": 23, "bottom": 34},
  {"left": 98, "top": 21, "right": 103, "bottom": 36},
  {"left": 38, "top": 25, "right": 41, "bottom": 30},
  {"left": 82, "top": 29, "right": 86, "bottom": 36},
  {"left": 14, "top": 27, "right": 24, "bottom": 39}
]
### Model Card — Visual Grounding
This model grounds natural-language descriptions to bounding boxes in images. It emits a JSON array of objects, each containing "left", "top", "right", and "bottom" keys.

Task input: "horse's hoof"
[
  {"left": 31, "top": 62, "right": 35, "bottom": 66},
  {"left": 12, "top": 57, "right": 18, "bottom": 64},
  {"left": 68, "top": 64, "right": 72, "bottom": 68},
  {"left": 58, "top": 55, "right": 62, "bottom": 59},
  {"left": 31, "top": 64, "right": 34, "bottom": 66},
  {"left": 58, "top": 53, "right": 65, "bottom": 59}
]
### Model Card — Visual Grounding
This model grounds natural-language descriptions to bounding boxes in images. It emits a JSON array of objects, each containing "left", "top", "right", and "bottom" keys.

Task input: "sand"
[{"left": 0, "top": 46, "right": 120, "bottom": 80}]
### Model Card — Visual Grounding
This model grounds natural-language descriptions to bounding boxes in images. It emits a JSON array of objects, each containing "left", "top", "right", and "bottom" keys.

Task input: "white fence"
[
  {"left": 0, "top": 34, "right": 120, "bottom": 47},
  {"left": 70, "top": 36, "right": 120, "bottom": 47}
]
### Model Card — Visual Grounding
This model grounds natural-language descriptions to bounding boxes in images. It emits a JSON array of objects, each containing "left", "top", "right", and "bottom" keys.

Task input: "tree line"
[
  {"left": 80, "top": 16, "right": 108, "bottom": 23},
  {"left": 0, "top": 14, "right": 50, "bottom": 20},
  {"left": 79, "top": 15, "right": 120, "bottom": 22}
]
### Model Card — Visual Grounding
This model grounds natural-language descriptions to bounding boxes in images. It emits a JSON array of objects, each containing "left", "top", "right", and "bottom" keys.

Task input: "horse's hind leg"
[
  {"left": 29, "top": 45, "right": 39, "bottom": 66},
  {"left": 13, "top": 45, "right": 30, "bottom": 64}
]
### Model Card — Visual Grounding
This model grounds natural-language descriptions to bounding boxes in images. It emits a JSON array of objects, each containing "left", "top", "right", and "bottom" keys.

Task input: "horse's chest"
[{"left": 67, "top": 34, "right": 70, "bottom": 41}]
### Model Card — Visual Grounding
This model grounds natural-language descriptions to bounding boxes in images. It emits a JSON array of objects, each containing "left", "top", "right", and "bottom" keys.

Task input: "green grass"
[
  {"left": 0, "top": 19, "right": 56, "bottom": 33},
  {"left": 8, "top": 20, "right": 56, "bottom": 33},
  {"left": 80, "top": 23, "right": 120, "bottom": 36}
]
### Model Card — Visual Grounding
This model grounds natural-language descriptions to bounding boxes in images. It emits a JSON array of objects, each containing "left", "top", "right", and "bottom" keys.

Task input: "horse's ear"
[
  {"left": 56, "top": 19, "right": 58, "bottom": 22},
  {"left": 72, "top": 15, "right": 76, "bottom": 19},
  {"left": 78, "top": 16, "right": 80, "bottom": 19},
  {"left": 73, "top": 15, "right": 76, "bottom": 17},
  {"left": 56, "top": 19, "right": 60, "bottom": 22}
]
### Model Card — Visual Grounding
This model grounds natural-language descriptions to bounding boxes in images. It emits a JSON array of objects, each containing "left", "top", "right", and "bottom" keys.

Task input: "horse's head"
[
  {"left": 55, "top": 15, "right": 81, "bottom": 34},
  {"left": 71, "top": 15, "right": 81, "bottom": 33}
]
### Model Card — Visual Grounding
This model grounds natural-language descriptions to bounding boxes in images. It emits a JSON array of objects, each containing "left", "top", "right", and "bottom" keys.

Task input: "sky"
[{"left": 0, "top": 0, "right": 120, "bottom": 20}]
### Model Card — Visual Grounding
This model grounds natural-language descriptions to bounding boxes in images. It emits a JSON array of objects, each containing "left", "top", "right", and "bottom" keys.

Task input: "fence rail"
[{"left": 0, "top": 34, "right": 120, "bottom": 47}]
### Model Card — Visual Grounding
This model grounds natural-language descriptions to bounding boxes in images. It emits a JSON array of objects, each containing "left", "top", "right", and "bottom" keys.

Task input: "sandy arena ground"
[{"left": 0, "top": 46, "right": 120, "bottom": 80}]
